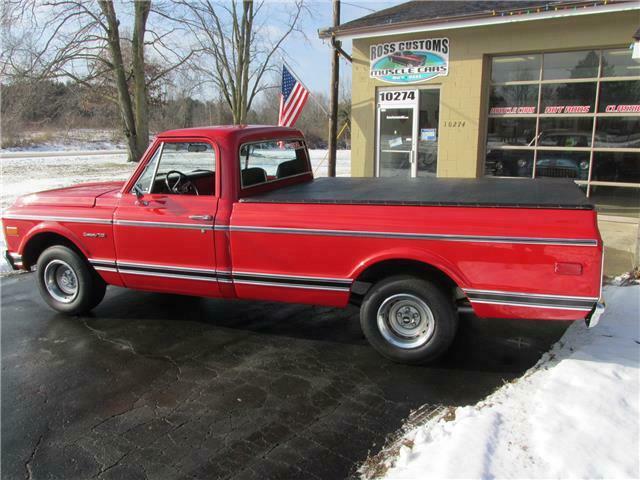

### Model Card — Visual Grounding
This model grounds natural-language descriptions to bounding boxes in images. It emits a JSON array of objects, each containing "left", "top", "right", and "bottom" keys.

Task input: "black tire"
[
  {"left": 36, "top": 245, "right": 106, "bottom": 315},
  {"left": 360, "top": 275, "right": 458, "bottom": 364}
]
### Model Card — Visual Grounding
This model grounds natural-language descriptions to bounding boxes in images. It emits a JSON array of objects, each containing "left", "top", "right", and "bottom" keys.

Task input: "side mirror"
[{"left": 132, "top": 185, "right": 148, "bottom": 206}]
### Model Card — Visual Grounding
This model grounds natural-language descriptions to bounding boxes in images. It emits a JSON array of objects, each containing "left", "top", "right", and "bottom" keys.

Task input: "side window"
[
  {"left": 239, "top": 139, "right": 310, "bottom": 188},
  {"left": 134, "top": 142, "right": 216, "bottom": 196},
  {"left": 134, "top": 146, "right": 161, "bottom": 193}
]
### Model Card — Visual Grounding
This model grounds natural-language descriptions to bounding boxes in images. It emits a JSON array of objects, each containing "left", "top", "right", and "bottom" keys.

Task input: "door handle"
[{"left": 189, "top": 215, "right": 213, "bottom": 221}]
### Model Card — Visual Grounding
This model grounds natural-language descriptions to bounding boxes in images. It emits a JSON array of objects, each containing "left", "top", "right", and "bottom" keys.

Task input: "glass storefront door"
[
  {"left": 378, "top": 106, "right": 415, "bottom": 177},
  {"left": 417, "top": 89, "right": 440, "bottom": 177},
  {"left": 376, "top": 88, "right": 440, "bottom": 178}
]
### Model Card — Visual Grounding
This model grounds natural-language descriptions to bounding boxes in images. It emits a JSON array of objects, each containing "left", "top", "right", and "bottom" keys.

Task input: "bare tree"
[
  {"left": 179, "top": 0, "right": 305, "bottom": 125},
  {"left": 2, "top": 0, "right": 191, "bottom": 161}
]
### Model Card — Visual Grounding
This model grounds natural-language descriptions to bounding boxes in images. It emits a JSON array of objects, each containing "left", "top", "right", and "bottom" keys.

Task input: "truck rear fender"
[
  {"left": 349, "top": 248, "right": 468, "bottom": 303},
  {"left": 19, "top": 222, "right": 91, "bottom": 269}
]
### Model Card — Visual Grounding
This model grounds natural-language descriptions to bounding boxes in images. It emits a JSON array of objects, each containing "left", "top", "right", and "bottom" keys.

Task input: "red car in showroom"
[{"left": 2, "top": 125, "right": 605, "bottom": 364}]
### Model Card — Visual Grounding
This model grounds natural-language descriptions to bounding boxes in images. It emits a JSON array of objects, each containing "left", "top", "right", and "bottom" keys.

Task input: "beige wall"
[{"left": 350, "top": 11, "right": 639, "bottom": 178}]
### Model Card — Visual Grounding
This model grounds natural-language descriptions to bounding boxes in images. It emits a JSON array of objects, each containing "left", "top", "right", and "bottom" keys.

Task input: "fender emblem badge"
[{"left": 83, "top": 232, "right": 106, "bottom": 238}]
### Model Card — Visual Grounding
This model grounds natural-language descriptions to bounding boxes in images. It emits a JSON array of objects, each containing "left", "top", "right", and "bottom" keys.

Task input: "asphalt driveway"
[{"left": 1, "top": 273, "right": 569, "bottom": 479}]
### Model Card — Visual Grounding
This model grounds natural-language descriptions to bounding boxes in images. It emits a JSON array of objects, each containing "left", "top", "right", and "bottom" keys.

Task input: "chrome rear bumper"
[{"left": 585, "top": 300, "right": 605, "bottom": 328}]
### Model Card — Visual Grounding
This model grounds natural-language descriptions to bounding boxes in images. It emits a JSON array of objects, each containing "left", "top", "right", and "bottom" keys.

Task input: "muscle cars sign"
[{"left": 370, "top": 38, "right": 449, "bottom": 84}]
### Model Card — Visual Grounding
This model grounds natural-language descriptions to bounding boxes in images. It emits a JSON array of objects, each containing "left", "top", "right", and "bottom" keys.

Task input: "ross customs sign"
[{"left": 370, "top": 38, "right": 449, "bottom": 84}]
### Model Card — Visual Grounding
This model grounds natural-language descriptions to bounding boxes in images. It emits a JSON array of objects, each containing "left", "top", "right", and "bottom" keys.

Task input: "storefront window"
[
  {"left": 489, "top": 85, "right": 538, "bottom": 113},
  {"left": 487, "top": 118, "right": 536, "bottom": 147},
  {"left": 543, "top": 50, "right": 599, "bottom": 80},
  {"left": 591, "top": 152, "right": 640, "bottom": 183},
  {"left": 538, "top": 118, "right": 593, "bottom": 147},
  {"left": 540, "top": 82, "right": 596, "bottom": 113},
  {"left": 485, "top": 150, "right": 534, "bottom": 178},
  {"left": 595, "top": 117, "right": 640, "bottom": 149},
  {"left": 536, "top": 150, "right": 590, "bottom": 180},
  {"left": 486, "top": 48, "right": 640, "bottom": 217},
  {"left": 598, "top": 80, "right": 640, "bottom": 113},
  {"left": 602, "top": 49, "right": 640, "bottom": 77},
  {"left": 491, "top": 55, "right": 540, "bottom": 83}
]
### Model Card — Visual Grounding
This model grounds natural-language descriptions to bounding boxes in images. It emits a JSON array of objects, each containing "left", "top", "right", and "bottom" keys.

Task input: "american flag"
[{"left": 278, "top": 65, "right": 309, "bottom": 127}]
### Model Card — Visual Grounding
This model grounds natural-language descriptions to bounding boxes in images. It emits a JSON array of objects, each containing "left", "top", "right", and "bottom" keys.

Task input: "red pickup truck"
[{"left": 2, "top": 125, "right": 605, "bottom": 364}]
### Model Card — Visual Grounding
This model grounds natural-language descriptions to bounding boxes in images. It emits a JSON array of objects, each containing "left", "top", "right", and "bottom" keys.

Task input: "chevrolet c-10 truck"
[{"left": 2, "top": 125, "right": 605, "bottom": 363}]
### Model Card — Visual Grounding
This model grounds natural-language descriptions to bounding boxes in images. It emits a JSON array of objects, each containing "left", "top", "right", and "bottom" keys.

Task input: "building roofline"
[{"left": 318, "top": 1, "right": 639, "bottom": 40}]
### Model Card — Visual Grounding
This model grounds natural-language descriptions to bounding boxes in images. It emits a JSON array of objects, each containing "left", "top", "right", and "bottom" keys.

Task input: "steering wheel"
[{"left": 165, "top": 170, "right": 199, "bottom": 195}]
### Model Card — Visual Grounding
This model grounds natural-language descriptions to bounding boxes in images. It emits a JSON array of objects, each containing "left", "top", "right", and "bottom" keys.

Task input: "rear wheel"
[
  {"left": 360, "top": 275, "right": 458, "bottom": 364},
  {"left": 36, "top": 246, "right": 106, "bottom": 315}
]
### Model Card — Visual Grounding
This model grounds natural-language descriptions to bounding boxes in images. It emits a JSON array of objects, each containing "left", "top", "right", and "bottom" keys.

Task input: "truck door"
[{"left": 113, "top": 139, "right": 221, "bottom": 297}]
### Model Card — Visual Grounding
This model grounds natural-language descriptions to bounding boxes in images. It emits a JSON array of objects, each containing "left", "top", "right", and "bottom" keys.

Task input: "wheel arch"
[
  {"left": 20, "top": 224, "right": 90, "bottom": 269},
  {"left": 349, "top": 250, "right": 468, "bottom": 305}
]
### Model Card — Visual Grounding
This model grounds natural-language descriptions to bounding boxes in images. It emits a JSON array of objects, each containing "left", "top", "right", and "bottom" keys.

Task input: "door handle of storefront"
[
  {"left": 189, "top": 214, "right": 213, "bottom": 221},
  {"left": 410, "top": 149, "right": 416, "bottom": 164}
]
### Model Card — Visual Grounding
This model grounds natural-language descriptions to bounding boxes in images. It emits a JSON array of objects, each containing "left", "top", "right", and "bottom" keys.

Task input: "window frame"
[
  {"left": 484, "top": 47, "right": 640, "bottom": 195},
  {"left": 127, "top": 137, "right": 220, "bottom": 198},
  {"left": 237, "top": 137, "right": 312, "bottom": 192}
]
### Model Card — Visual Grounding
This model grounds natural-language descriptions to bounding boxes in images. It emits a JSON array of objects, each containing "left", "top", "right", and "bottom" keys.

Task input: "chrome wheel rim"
[
  {"left": 377, "top": 294, "right": 435, "bottom": 349},
  {"left": 44, "top": 260, "right": 79, "bottom": 304}
]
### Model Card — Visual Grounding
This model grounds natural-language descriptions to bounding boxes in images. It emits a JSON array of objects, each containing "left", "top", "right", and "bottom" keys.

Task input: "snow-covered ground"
[
  {"left": 0, "top": 147, "right": 351, "bottom": 273},
  {"left": 368, "top": 285, "right": 640, "bottom": 480}
]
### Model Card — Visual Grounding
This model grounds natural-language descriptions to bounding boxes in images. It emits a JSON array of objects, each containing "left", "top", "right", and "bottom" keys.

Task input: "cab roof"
[{"left": 157, "top": 125, "right": 303, "bottom": 143}]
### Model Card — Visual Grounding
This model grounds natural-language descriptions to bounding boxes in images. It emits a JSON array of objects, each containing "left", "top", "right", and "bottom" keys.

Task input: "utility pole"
[{"left": 327, "top": 0, "right": 340, "bottom": 177}]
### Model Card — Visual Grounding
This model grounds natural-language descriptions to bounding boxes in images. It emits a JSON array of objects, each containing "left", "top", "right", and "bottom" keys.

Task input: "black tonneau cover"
[{"left": 241, "top": 177, "right": 594, "bottom": 209}]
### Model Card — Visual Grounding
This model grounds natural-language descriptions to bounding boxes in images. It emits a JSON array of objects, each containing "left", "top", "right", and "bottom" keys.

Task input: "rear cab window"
[{"left": 239, "top": 139, "right": 311, "bottom": 188}]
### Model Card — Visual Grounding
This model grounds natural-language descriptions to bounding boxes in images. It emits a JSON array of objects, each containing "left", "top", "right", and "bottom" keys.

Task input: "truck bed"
[{"left": 241, "top": 177, "right": 594, "bottom": 209}]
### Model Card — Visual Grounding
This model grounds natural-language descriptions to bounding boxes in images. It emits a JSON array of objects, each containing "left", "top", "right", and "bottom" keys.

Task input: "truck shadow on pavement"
[{"left": 2, "top": 277, "right": 569, "bottom": 480}]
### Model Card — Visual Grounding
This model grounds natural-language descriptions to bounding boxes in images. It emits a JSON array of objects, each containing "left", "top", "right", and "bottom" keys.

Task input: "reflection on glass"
[
  {"left": 379, "top": 107, "right": 413, "bottom": 177},
  {"left": 485, "top": 150, "right": 534, "bottom": 177},
  {"left": 592, "top": 152, "right": 640, "bottom": 183},
  {"left": 540, "top": 83, "right": 596, "bottom": 113},
  {"left": 543, "top": 50, "right": 599, "bottom": 80},
  {"left": 417, "top": 90, "right": 439, "bottom": 177},
  {"left": 535, "top": 150, "right": 590, "bottom": 180},
  {"left": 537, "top": 118, "right": 593, "bottom": 147},
  {"left": 595, "top": 117, "right": 640, "bottom": 148},
  {"left": 602, "top": 49, "right": 640, "bottom": 77},
  {"left": 598, "top": 80, "right": 640, "bottom": 113},
  {"left": 491, "top": 55, "right": 540, "bottom": 83},
  {"left": 487, "top": 118, "right": 536, "bottom": 147},
  {"left": 590, "top": 186, "right": 640, "bottom": 218},
  {"left": 489, "top": 85, "right": 538, "bottom": 114}
]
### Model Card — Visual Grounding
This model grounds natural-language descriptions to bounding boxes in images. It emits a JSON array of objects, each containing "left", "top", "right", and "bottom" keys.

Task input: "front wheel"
[
  {"left": 36, "top": 246, "right": 106, "bottom": 315},
  {"left": 360, "top": 275, "right": 458, "bottom": 364}
]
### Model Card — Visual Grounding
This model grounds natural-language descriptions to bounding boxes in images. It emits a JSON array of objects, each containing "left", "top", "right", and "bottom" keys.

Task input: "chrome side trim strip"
[
  {"left": 116, "top": 260, "right": 217, "bottom": 274},
  {"left": 3, "top": 214, "right": 112, "bottom": 225},
  {"left": 118, "top": 269, "right": 219, "bottom": 282},
  {"left": 469, "top": 299, "right": 592, "bottom": 311},
  {"left": 114, "top": 220, "right": 214, "bottom": 230},
  {"left": 464, "top": 288, "right": 599, "bottom": 301},
  {"left": 232, "top": 279, "right": 350, "bottom": 292},
  {"left": 227, "top": 225, "right": 598, "bottom": 247},
  {"left": 231, "top": 270, "right": 352, "bottom": 284},
  {"left": 88, "top": 258, "right": 117, "bottom": 267},
  {"left": 94, "top": 267, "right": 118, "bottom": 273}
]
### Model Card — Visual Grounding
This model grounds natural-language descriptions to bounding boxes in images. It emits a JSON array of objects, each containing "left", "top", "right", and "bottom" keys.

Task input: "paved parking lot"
[{"left": 2, "top": 273, "right": 569, "bottom": 479}]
